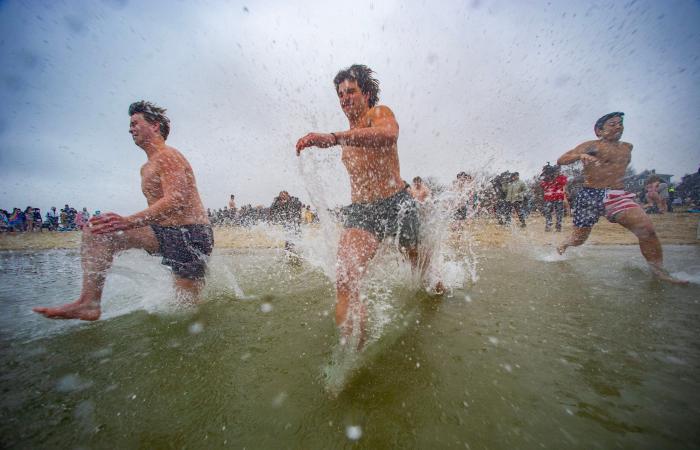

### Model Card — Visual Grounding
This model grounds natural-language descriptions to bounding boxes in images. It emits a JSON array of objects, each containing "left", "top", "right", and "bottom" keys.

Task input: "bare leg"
[
  {"left": 615, "top": 208, "right": 687, "bottom": 284},
  {"left": 33, "top": 227, "right": 160, "bottom": 320},
  {"left": 174, "top": 277, "right": 205, "bottom": 305},
  {"left": 336, "top": 228, "right": 379, "bottom": 350},
  {"left": 557, "top": 226, "right": 592, "bottom": 255}
]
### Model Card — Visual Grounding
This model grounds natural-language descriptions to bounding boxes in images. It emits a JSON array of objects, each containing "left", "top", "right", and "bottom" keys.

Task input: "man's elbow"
[{"left": 384, "top": 128, "right": 399, "bottom": 145}]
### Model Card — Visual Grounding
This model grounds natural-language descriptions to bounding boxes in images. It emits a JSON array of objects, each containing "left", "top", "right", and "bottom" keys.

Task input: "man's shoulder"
[
  {"left": 154, "top": 146, "right": 191, "bottom": 166},
  {"left": 368, "top": 105, "right": 396, "bottom": 120}
]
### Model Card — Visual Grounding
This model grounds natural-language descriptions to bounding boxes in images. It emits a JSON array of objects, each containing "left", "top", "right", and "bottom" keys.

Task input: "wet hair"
[
  {"left": 594, "top": 112, "right": 624, "bottom": 136},
  {"left": 413, "top": 176, "right": 422, "bottom": 183},
  {"left": 541, "top": 163, "right": 560, "bottom": 176},
  {"left": 128, "top": 101, "right": 171, "bottom": 140},
  {"left": 333, "top": 64, "right": 380, "bottom": 108}
]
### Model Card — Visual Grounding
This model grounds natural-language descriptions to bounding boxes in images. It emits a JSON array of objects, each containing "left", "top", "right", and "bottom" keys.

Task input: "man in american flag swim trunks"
[{"left": 556, "top": 112, "right": 686, "bottom": 284}]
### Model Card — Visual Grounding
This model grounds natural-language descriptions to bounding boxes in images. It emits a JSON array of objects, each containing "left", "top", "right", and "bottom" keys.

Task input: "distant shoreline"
[{"left": 0, "top": 213, "right": 697, "bottom": 251}]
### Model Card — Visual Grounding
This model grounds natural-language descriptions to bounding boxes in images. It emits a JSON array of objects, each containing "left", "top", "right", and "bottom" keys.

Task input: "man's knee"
[
  {"left": 336, "top": 265, "right": 361, "bottom": 293},
  {"left": 633, "top": 222, "right": 657, "bottom": 240}
]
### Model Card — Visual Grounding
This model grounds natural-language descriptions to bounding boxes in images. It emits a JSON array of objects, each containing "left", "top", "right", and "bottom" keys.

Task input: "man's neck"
[
  {"left": 140, "top": 140, "right": 166, "bottom": 159},
  {"left": 347, "top": 107, "right": 370, "bottom": 128}
]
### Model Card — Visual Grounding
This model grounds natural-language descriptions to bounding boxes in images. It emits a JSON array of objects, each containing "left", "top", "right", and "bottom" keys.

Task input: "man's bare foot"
[
  {"left": 33, "top": 300, "right": 101, "bottom": 321},
  {"left": 433, "top": 281, "right": 446, "bottom": 296},
  {"left": 649, "top": 265, "right": 689, "bottom": 285}
]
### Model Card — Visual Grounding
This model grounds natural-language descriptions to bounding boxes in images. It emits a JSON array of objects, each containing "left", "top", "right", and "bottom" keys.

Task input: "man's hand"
[
  {"left": 296, "top": 133, "right": 337, "bottom": 156},
  {"left": 88, "top": 213, "right": 135, "bottom": 234},
  {"left": 579, "top": 153, "right": 599, "bottom": 165}
]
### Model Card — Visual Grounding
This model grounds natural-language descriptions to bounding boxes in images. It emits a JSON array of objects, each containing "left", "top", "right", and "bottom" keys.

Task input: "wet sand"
[{"left": 1, "top": 213, "right": 698, "bottom": 251}]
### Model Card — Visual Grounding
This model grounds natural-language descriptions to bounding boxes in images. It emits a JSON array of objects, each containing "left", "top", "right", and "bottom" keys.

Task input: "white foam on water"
[
  {"left": 670, "top": 271, "right": 699, "bottom": 284},
  {"left": 100, "top": 250, "right": 179, "bottom": 319},
  {"left": 537, "top": 250, "right": 569, "bottom": 262},
  {"left": 204, "top": 252, "right": 249, "bottom": 299}
]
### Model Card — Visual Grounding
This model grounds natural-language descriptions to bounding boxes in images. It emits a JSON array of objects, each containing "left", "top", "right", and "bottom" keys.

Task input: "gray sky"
[{"left": 1, "top": 0, "right": 699, "bottom": 214}]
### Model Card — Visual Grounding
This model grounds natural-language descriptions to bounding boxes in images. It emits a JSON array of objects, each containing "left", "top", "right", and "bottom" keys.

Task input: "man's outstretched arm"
[
  {"left": 296, "top": 106, "right": 399, "bottom": 155},
  {"left": 558, "top": 141, "right": 598, "bottom": 166},
  {"left": 333, "top": 106, "right": 398, "bottom": 148},
  {"left": 90, "top": 152, "right": 191, "bottom": 233}
]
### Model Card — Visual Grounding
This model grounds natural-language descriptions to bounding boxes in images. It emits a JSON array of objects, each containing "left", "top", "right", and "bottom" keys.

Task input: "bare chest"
[
  {"left": 140, "top": 164, "right": 163, "bottom": 201},
  {"left": 590, "top": 143, "right": 631, "bottom": 167}
]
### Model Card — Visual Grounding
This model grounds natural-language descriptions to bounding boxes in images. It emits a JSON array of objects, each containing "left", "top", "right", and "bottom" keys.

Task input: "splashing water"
[{"left": 295, "top": 151, "right": 481, "bottom": 393}]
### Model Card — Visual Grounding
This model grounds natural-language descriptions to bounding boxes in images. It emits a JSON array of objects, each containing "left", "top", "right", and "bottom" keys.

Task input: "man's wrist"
[
  {"left": 125, "top": 214, "right": 144, "bottom": 229},
  {"left": 330, "top": 132, "right": 339, "bottom": 146}
]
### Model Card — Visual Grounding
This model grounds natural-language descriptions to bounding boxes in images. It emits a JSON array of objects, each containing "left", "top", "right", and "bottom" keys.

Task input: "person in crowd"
[
  {"left": 539, "top": 164, "right": 567, "bottom": 232},
  {"left": 409, "top": 176, "right": 432, "bottom": 203},
  {"left": 644, "top": 176, "right": 664, "bottom": 214},
  {"left": 24, "top": 207, "right": 34, "bottom": 232},
  {"left": 504, "top": 172, "right": 527, "bottom": 227},
  {"left": 46, "top": 206, "right": 59, "bottom": 231}
]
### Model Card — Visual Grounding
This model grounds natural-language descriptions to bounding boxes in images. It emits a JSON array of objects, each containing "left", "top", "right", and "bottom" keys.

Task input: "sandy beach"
[{"left": 1, "top": 213, "right": 697, "bottom": 251}]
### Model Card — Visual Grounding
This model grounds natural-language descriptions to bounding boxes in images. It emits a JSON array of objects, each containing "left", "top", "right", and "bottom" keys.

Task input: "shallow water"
[{"left": 1, "top": 245, "right": 699, "bottom": 448}]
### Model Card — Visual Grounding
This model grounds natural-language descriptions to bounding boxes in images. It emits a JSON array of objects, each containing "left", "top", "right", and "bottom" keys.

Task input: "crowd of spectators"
[
  {"left": 1, "top": 205, "right": 96, "bottom": 233},
  {"left": 6, "top": 168, "right": 698, "bottom": 234},
  {"left": 208, "top": 191, "right": 318, "bottom": 228}
]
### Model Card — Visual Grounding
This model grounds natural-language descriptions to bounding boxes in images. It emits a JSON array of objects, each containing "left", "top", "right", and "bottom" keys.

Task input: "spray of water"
[{"left": 294, "top": 151, "right": 481, "bottom": 392}]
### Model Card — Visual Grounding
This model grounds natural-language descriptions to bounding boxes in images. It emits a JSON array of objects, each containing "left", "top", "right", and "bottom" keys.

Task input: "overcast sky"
[{"left": 1, "top": 0, "right": 699, "bottom": 214}]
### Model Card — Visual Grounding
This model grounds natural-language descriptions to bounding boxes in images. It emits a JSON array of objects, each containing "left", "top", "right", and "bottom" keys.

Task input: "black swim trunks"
[
  {"left": 341, "top": 189, "right": 419, "bottom": 249},
  {"left": 150, "top": 224, "right": 214, "bottom": 279}
]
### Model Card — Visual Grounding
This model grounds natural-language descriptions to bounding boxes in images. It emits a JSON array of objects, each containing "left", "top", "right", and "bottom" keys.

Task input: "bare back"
[
  {"left": 340, "top": 106, "right": 404, "bottom": 204},
  {"left": 560, "top": 140, "right": 633, "bottom": 189},
  {"left": 140, "top": 146, "right": 209, "bottom": 226}
]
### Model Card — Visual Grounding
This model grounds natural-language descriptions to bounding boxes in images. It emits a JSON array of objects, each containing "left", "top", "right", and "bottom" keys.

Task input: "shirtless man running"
[
  {"left": 34, "top": 101, "right": 214, "bottom": 320},
  {"left": 556, "top": 112, "right": 685, "bottom": 283},
  {"left": 296, "top": 64, "right": 442, "bottom": 347}
]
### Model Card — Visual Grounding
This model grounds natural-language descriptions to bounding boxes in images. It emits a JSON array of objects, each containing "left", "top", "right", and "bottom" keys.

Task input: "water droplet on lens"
[{"left": 346, "top": 425, "right": 362, "bottom": 440}]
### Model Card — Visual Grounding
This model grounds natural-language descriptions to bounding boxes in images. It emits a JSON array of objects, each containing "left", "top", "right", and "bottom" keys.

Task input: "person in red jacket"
[{"left": 539, "top": 164, "right": 567, "bottom": 232}]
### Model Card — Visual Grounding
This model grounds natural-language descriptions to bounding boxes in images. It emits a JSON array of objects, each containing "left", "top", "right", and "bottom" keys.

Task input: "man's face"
[
  {"left": 129, "top": 113, "right": 159, "bottom": 146},
  {"left": 337, "top": 79, "right": 370, "bottom": 118},
  {"left": 599, "top": 116, "right": 624, "bottom": 141}
]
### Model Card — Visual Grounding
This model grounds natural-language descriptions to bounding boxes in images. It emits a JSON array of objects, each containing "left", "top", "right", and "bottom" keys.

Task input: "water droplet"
[
  {"left": 272, "top": 392, "right": 287, "bottom": 408},
  {"left": 188, "top": 322, "right": 204, "bottom": 334},
  {"left": 346, "top": 425, "right": 362, "bottom": 440},
  {"left": 260, "top": 303, "right": 273, "bottom": 313}
]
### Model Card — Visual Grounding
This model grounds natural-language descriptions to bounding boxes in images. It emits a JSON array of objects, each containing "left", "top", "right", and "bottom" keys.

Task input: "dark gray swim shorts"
[
  {"left": 150, "top": 224, "right": 214, "bottom": 279},
  {"left": 341, "top": 189, "right": 419, "bottom": 249}
]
